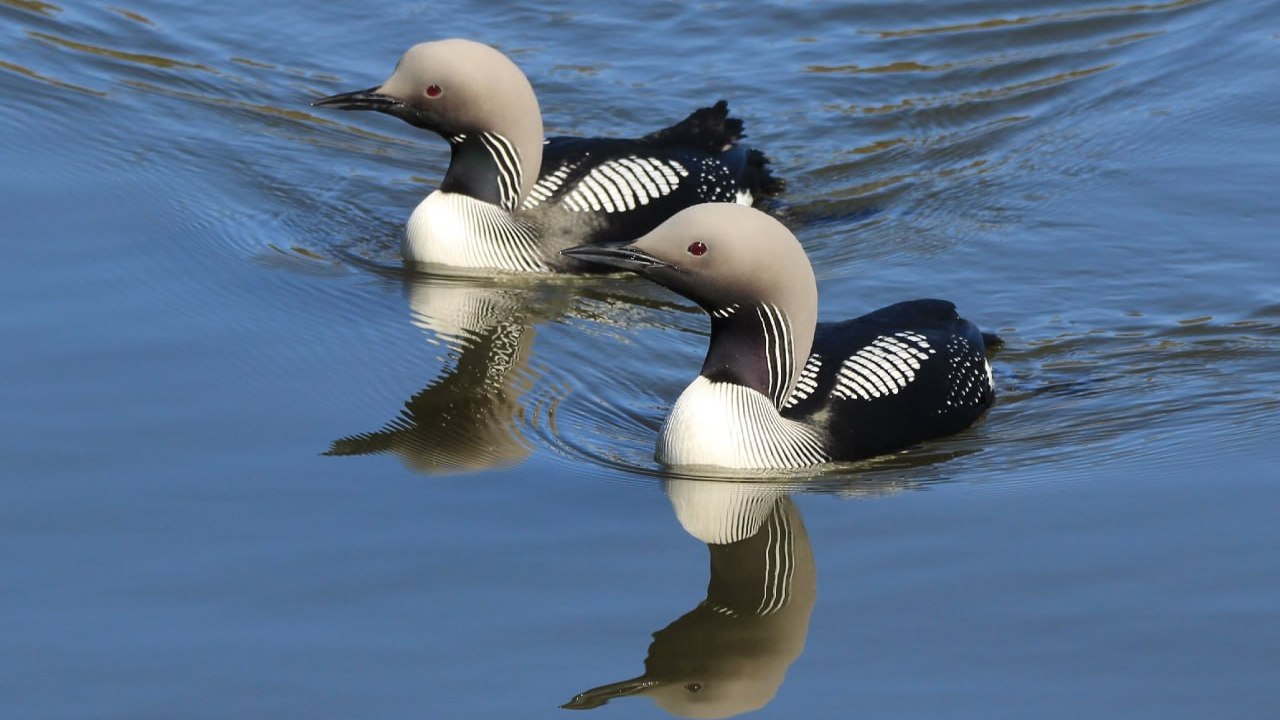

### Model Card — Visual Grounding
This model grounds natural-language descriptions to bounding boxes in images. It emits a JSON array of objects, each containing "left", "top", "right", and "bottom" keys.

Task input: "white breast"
[
  {"left": 657, "top": 376, "right": 828, "bottom": 470},
  {"left": 404, "top": 191, "right": 547, "bottom": 272}
]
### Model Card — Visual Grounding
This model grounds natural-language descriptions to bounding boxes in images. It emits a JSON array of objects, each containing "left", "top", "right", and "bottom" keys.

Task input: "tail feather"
[
  {"left": 643, "top": 100, "right": 784, "bottom": 198},
  {"left": 643, "top": 100, "right": 742, "bottom": 154},
  {"left": 745, "top": 147, "right": 785, "bottom": 196}
]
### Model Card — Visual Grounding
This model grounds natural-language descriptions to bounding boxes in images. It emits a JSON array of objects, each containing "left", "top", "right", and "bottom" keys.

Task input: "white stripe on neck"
[{"left": 476, "top": 132, "right": 523, "bottom": 212}]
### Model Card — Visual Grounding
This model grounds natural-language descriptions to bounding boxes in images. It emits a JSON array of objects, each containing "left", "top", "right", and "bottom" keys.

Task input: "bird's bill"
[
  {"left": 560, "top": 244, "right": 672, "bottom": 272},
  {"left": 311, "top": 86, "right": 401, "bottom": 112},
  {"left": 561, "top": 676, "right": 660, "bottom": 710}
]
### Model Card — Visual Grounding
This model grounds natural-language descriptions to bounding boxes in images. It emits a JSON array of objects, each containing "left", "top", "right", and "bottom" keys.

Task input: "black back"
[
  {"left": 781, "top": 299, "right": 996, "bottom": 461},
  {"left": 521, "top": 102, "right": 783, "bottom": 267}
]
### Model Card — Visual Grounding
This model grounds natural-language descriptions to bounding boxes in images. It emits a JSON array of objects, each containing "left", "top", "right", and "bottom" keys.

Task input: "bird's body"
[
  {"left": 782, "top": 300, "right": 995, "bottom": 458},
  {"left": 313, "top": 39, "right": 781, "bottom": 272},
  {"left": 656, "top": 300, "right": 994, "bottom": 467},
  {"left": 563, "top": 204, "right": 997, "bottom": 470}
]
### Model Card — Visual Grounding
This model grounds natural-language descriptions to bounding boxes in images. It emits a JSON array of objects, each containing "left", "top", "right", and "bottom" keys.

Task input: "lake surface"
[{"left": 3, "top": 0, "right": 1278, "bottom": 717}]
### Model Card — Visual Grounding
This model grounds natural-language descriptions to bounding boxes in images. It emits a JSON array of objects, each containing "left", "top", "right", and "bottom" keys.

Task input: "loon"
[
  {"left": 562, "top": 204, "right": 998, "bottom": 470},
  {"left": 312, "top": 39, "right": 782, "bottom": 273}
]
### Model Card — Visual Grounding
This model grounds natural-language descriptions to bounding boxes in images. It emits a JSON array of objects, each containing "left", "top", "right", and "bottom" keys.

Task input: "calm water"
[{"left": 3, "top": 0, "right": 1279, "bottom": 717}]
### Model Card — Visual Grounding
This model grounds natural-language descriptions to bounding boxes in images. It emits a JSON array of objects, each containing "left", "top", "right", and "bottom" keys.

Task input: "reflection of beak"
[
  {"left": 560, "top": 244, "right": 672, "bottom": 273},
  {"left": 561, "top": 676, "right": 661, "bottom": 710},
  {"left": 311, "top": 86, "right": 402, "bottom": 112}
]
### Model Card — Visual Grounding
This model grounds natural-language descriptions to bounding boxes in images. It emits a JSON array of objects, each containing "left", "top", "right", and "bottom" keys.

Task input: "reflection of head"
[{"left": 565, "top": 481, "right": 815, "bottom": 719}]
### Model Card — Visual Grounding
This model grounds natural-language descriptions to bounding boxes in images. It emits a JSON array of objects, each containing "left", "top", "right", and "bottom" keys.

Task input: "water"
[{"left": 2, "top": 0, "right": 1278, "bottom": 717}]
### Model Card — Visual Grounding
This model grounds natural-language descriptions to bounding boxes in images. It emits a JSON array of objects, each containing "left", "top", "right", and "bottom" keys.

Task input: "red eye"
[
  {"left": 425, "top": 84, "right": 443, "bottom": 98},
  {"left": 687, "top": 241, "right": 707, "bottom": 256}
]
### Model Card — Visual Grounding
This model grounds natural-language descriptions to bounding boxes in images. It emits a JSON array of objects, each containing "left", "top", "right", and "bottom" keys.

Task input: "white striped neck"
[
  {"left": 654, "top": 302, "right": 830, "bottom": 469},
  {"left": 440, "top": 132, "right": 528, "bottom": 212},
  {"left": 702, "top": 302, "right": 811, "bottom": 409}
]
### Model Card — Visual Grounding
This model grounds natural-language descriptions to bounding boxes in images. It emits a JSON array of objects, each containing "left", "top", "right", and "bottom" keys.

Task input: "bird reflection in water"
[
  {"left": 325, "top": 273, "right": 551, "bottom": 473},
  {"left": 565, "top": 479, "right": 815, "bottom": 719}
]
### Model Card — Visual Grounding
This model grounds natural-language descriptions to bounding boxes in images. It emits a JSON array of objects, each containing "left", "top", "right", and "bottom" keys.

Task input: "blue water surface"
[{"left": 2, "top": 0, "right": 1278, "bottom": 717}]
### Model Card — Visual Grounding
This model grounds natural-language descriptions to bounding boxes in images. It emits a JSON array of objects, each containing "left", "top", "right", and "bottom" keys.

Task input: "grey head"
[
  {"left": 313, "top": 39, "right": 544, "bottom": 204},
  {"left": 563, "top": 204, "right": 818, "bottom": 403}
]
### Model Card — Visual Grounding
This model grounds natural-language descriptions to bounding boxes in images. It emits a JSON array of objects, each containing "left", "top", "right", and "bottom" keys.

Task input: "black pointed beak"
[
  {"left": 561, "top": 677, "right": 660, "bottom": 710},
  {"left": 311, "top": 86, "right": 402, "bottom": 112},
  {"left": 561, "top": 244, "right": 673, "bottom": 273}
]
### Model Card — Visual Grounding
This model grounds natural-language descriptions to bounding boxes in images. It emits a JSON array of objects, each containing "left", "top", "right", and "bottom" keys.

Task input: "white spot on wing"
[{"left": 938, "top": 335, "right": 991, "bottom": 412}]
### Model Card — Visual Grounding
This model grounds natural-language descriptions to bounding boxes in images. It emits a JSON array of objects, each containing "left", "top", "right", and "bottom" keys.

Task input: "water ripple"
[
  {"left": 28, "top": 29, "right": 209, "bottom": 70},
  {"left": 0, "top": 0, "right": 60, "bottom": 16},
  {"left": 869, "top": 0, "right": 1207, "bottom": 39},
  {"left": 8, "top": 0, "right": 1273, "bottom": 499},
  {"left": 0, "top": 58, "right": 104, "bottom": 95}
]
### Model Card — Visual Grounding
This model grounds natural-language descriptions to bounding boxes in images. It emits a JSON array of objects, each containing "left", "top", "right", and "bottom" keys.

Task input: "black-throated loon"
[
  {"left": 313, "top": 39, "right": 782, "bottom": 273},
  {"left": 562, "top": 204, "right": 998, "bottom": 470}
]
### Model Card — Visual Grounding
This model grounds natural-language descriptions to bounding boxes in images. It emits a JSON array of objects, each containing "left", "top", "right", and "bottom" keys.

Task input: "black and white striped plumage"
[
  {"left": 562, "top": 204, "right": 998, "bottom": 470},
  {"left": 780, "top": 299, "right": 996, "bottom": 461},
  {"left": 313, "top": 39, "right": 782, "bottom": 273}
]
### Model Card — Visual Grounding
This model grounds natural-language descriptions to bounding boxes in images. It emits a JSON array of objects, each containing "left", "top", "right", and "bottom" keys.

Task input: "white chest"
[
  {"left": 657, "top": 377, "right": 828, "bottom": 470},
  {"left": 404, "top": 191, "right": 547, "bottom": 272}
]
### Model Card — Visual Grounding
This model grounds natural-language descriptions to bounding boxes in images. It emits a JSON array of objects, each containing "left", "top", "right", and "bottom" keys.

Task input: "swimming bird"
[
  {"left": 312, "top": 39, "right": 782, "bottom": 272},
  {"left": 562, "top": 204, "right": 998, "bottom": 470}
]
